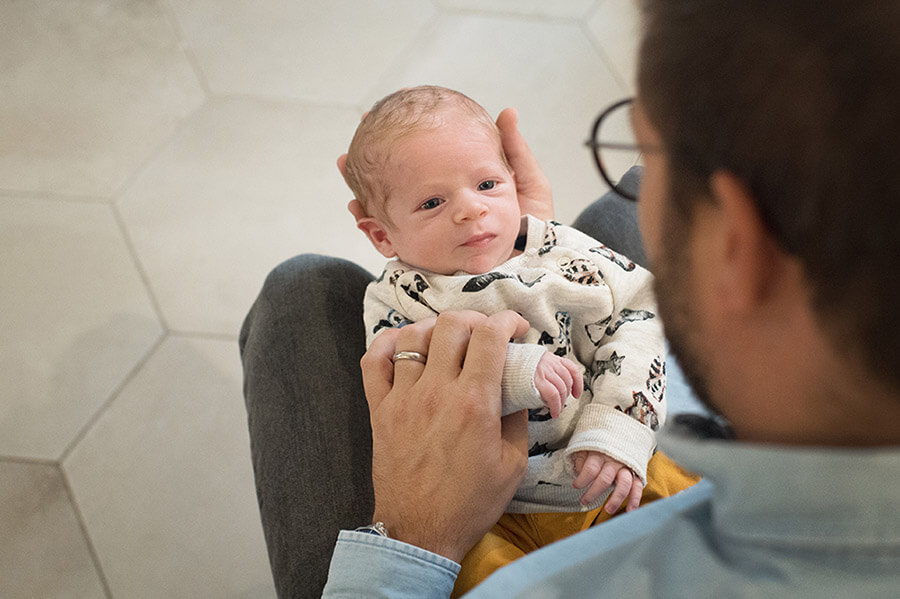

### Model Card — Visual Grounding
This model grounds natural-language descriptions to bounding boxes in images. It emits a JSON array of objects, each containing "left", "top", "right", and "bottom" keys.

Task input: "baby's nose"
[{"left": 454, "top": 192, "right": 488, "bottom": 222}]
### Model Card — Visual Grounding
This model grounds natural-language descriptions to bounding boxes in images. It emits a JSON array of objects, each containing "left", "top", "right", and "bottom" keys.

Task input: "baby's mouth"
[{"left": 462, "top": 233, "right": 495, "bottom": 248}]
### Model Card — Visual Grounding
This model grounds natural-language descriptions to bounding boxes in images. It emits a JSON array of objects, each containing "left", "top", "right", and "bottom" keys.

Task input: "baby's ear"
[{"left": 350, "top": 206, "right": 396, "bottom": 258}]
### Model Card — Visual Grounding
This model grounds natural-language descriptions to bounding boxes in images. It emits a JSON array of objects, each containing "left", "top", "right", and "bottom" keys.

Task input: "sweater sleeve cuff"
[
  {"left": 501, "top": 343, "right": 547, "bottom": 416},
  {"left": 322, "top": 530, "right": 460, "bottom": 598},
  {"left": 563, "top": 405, "right": 657, "bottom": 485}
]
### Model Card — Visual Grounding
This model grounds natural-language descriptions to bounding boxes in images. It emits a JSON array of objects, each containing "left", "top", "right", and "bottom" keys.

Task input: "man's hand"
[
  {"left": 533, "top": 353, "right": 583, "bottom": 418},
  {"left": 360, "top": 311, "right": 531, "bottom": 563},
  {"left": 496, "top": 107, "right": 554, "bottom": 220},
  {"left": 572, "top": 451, "right": 643, "bottom": 514}
]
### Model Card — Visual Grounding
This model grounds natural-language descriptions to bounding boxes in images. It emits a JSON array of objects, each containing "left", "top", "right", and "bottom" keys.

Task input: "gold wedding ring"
[{"left": 391, "top": 351, "right": 427, "bottom": 364}]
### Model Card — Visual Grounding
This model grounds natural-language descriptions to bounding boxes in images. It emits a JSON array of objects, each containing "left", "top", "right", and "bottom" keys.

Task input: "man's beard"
[{"left": 653, "top": 200, "right": 727, "bottom": 426}]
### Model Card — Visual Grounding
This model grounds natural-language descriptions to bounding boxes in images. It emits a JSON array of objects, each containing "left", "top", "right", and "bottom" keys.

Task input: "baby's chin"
[
  {"left": 455, "top": 257, "right": 507, "bottom": 275},
  {"left": 402, "top": 250, "right": 513, "bottom": 275}
]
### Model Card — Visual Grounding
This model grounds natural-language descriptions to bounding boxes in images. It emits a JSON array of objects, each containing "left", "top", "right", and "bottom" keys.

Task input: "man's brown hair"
[{"left": 638, "top": 0, "right": 900, "bottom": 389}]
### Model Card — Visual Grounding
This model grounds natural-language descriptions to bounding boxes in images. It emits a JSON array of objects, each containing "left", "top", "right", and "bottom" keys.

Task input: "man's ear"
[
  {"left": 337, "top": 154, "right": 350, "bottom": 185},
  {"left": 709, "top": 171, "right": 785, "bottom": 312},
  {"left": 348, "top": 200, "right": 396, "bottom": 258}
]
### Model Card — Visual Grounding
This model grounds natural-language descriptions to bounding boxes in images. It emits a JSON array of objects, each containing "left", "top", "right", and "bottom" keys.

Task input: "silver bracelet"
[{"left": 354, "top": 521, "right": 389, "bottom": 538}]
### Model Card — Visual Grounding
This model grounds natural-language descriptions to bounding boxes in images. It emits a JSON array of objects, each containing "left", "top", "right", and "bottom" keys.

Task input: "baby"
[{"left": 341, "top": 86, "right": 679, "bottom": 593}]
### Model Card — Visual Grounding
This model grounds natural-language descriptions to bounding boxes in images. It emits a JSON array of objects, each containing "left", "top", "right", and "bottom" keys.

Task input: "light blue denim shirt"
[{"left": 323, "top": 427, "right": 900, "bottom": 598}]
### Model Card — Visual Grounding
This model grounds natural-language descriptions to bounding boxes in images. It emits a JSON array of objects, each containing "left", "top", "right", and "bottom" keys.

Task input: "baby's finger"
[
  {"left": 535, "top": 375, "right": 560, "bottom": 403},
  {"left": 566, "top": 360, "right": 584, "bottom": 398},
  {"left": 548, "top": 370, "right": 567, "bottom": 404},
  {"left": 604, "top": 468, "right": 635, "bottom": 514},
  {"left": 581, "top": 471, "right": 614, "bottom": 505},
  {"left": 573, "top": 453, "right": 604, "bottom": 489},
  {"left": 626, "top": 480, "right": 644, "bottom": 512},
  {"left": 556, "top": 361, "right": 574, "bottom": 397},
  {"left": 573, "top": 452, "right": 586, "bottom": 476}
]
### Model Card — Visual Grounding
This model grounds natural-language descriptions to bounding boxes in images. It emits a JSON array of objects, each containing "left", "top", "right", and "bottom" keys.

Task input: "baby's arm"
[
  {"left": 553, "top": 229, "right": 667, "bottom": 508},
  {"left": 501, "top": 344, "right": 582, "bottom": 418},
  {"left": 572, "top": 450, "right": 643, "bottom": 513},
  {"left": 365, "top": 276, "right": 581, "bottom": 418}
]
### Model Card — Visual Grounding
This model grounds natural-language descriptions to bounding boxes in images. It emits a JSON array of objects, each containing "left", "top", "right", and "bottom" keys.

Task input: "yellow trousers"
[{"left": 452, "top": 452, "right": 700, "bottom": 598}]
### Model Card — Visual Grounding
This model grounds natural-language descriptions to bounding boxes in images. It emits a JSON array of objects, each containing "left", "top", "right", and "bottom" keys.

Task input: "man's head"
[
  {"left": 634, "top": 0, "right": 900, "bottom": 442},
  {"left": 344, "top": 86, "right": 521, "bottom": 275}
]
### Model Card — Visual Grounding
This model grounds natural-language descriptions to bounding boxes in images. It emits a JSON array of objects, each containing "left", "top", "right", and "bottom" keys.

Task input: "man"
[{"left": 241, "top": 0, "right": 900, "bottom": 596}]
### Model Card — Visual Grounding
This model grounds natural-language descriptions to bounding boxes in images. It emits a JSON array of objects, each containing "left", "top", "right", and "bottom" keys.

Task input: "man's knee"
[{"left": 241, "top": 254, "right": 371, "bottom": 351}]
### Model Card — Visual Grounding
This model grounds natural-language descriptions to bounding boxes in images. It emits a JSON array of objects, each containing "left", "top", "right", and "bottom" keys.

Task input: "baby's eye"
[
  {"left": 420, "top": 197, "right": 443, "bottom": 210},
  {"left": 478, "top": 180, "right": 496, "bottom": 191}
]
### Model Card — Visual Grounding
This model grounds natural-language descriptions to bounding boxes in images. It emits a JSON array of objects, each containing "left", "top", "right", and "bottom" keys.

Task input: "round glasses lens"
[{"left": 596, "top": 103, "right": 642, "bottom": 193}]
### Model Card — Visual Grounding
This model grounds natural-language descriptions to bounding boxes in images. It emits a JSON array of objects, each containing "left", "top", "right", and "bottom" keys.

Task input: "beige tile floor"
[{"left": 0, "top": 0, "right": 641, "bottom": 596}]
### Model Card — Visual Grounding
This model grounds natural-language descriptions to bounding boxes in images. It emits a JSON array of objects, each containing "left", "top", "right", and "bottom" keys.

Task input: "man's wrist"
[{"left": 366, "top": 513, "right": 470, "bottom": 563}]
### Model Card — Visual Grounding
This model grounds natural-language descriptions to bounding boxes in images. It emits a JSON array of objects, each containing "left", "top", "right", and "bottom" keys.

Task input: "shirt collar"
[{"left": 659, "top": 426, "right": 900, "bottom": 548}]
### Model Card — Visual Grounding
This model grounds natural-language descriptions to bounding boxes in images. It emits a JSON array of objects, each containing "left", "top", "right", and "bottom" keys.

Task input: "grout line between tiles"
[
  {"left": 0, "top": 188, "right": 112, "bottom": 205},
  {"left": 109, "top": 203, "right": 172, "bottom": 332},
  {"left": 158, "top": 0, "right": 365, "bottom": 112},
  {"left": 159, "top": 0, "right": 214, "bottom": 99},
  {"left": 584, "top": 0, "right": 606, "bottom": 21},
  {"left": 579, "top": 19, "right": 630, "bottom": 95},
  {"left": 362, "top": 10, "right": 443, "bottom": 104},
  {"left": 60, "top": 466, "right": 114, "bottom": 599},
  {"left": 109, "top": 99, "right": 206, "bottom": 201},
  {"left": 0, "top": 455, "right": 57, "bottom": 467},
  {"left": 169, "top": 330, "right": 240, "bottom": 343},
  {"left": 437, "top": 6, "right": 584, "bottom": 25},
  {"left": 215, "top": 92, "right": 363, "bottom": 112},
  {"left": 58, "top": 333, "right": 168, "bottom": 464}
]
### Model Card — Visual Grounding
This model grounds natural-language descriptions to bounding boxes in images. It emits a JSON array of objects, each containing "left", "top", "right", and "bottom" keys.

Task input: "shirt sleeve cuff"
[
  {"left": 322, "top": 530, "right": 460, "bottom": 599},
  {"left": 564, "top": 405, "right": 657, "bottom": 485},
  {"left": 501, "top": 343, "right": 547, "bottom": 416}
]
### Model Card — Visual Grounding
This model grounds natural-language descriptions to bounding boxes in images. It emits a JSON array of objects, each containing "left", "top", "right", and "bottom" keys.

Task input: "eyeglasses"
[{"left": 585, "top": 97, "right": 647, "bottom": 202}]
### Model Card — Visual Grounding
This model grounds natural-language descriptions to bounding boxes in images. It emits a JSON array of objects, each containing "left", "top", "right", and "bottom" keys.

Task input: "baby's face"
[{"left": 374, "top": 112, "right": 521, "bottom": 275}]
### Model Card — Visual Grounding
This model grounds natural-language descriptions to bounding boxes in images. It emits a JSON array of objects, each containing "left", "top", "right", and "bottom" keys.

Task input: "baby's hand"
[
  {"left": 533, "top": 353, "right": 583, "bottom": 418},
  {"left": 573, "top": 451, "right": 643, "bottom": 514}
]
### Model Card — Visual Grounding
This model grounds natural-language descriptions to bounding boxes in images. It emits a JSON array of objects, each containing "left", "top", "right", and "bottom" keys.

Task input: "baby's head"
[
  {"left": 344, "top": 86, "right": 521, "bottom": 275},
  {"left": 344, "top": 86, "right": 509, "bottom": 217}
]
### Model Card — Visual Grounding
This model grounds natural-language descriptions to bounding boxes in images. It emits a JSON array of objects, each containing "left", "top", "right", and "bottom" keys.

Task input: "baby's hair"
[{"left": 344, "top": 85, "right": 509, "bottom": 217}]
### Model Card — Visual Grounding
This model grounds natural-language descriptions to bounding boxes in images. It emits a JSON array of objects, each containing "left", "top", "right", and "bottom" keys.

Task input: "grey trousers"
[{"left": 239, "top": 178, "right": 644, "bottom": 598}]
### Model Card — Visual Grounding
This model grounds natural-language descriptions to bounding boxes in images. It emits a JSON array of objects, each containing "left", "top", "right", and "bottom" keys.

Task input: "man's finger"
[
  {"left": 361, "top": 329, "right": 399, "bottom": 414},
  {"left": 391, "top": 319, "right": 435, "bottom": 388},
  {"left": 460, "top": 311, "right": 530, "bottom": 385},
  {"left": 500, "top": 410, "right": 529, "bottom": 480},
  {"left": 426, "top": 311, "right": 486, "bottom": 377},
  {"left": 496, "top": 107, "right": 553, "bottom": 221}
]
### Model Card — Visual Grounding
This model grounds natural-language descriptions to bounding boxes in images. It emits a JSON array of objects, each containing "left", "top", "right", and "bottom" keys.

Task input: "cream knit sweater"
[{"left": 363, "top": 216, "right": 666, "bottom": 513}]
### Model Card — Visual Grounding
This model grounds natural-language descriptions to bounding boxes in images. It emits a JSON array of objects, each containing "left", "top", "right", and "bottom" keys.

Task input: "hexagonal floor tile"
[
  {"left": 0, "top": 197, "right": 163, "bottom": 460},
  {"left": 117, "top": 97, "right": 379, "bottom": 336},
  {"left": 437, "top": 0, "right": 596, "bottom": 19},
  {"left": 63, "top": 336, "right": 275, "bottom": 598},
  {"left": 369, "top": 13, "right": 627, "bottom": 225},
  {"left": 586, "top": 0, "right": 642, "bottom": 92},
  {"left": 0, "top": 461, "right": 106, "bottom": 598},
  {"left": 0, "top": 0, "right": 205, "bottom": 198},
  {"left": 167, "top": 0, "right": 435, "bottom": 105}
]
